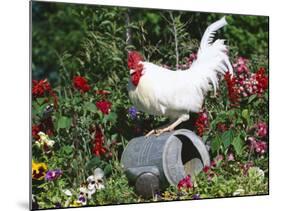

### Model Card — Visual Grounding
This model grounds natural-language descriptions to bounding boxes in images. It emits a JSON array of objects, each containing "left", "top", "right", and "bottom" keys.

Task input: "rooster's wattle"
[{"left": 127, "top": 16, "right": 233, "bottom": 136}]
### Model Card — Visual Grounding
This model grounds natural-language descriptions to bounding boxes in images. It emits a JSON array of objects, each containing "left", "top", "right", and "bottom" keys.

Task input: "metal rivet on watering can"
[{"left": 121, "top": 129, "right": 210, "bottom": 198}]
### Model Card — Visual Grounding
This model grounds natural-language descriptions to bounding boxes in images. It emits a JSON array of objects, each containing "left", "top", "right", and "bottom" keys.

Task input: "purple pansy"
[{"left": 45, "top": 169, "right": 62, "bottom": 181}]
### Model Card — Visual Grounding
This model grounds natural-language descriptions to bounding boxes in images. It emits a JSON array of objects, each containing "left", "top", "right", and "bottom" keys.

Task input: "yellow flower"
[
  {"left": 32, "top": 160, "right": 47, "bottom": 180},
  {"left": 70, "top": 201, "right": 82, "bottom": 207}
]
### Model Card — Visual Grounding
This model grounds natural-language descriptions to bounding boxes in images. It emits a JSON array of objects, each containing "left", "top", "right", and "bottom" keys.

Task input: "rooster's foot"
[
  {"left": 145, "top": 126, "right": 174, "bottom": 137},
  {"left": 145, "top": 129, "right": 157, "bottom": 137}
]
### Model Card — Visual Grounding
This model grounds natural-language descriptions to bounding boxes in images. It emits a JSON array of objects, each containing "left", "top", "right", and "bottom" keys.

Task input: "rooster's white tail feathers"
[{"left": 191, "top": 16, "right": 233, "bottom": 95}]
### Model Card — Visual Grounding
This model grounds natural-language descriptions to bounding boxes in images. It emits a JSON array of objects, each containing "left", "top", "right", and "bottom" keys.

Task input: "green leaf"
[
  {"left": 103, "top": 112, "right": 117, "bottom": 123},
  {"left": 62, "top": 145, "right": 73, "bottom": 155},
  {"left": 241, "top": 109, "right": 249, "bottom": 120},
  {"left": 57, "top": 116, "right": 71, "bottom": 129},
  {"left": 211, "top": 136, "right": 221, "bottom": 154},
  {"left": 104, "top": 164, "right": 112, "bottom": 176},
  {"left": 232, "top": 136, "right": 244, "bottom": 156},
  {"left": 248, "top": 94, "right": 257, "bottom": 104},
  {"left": 86, "top": 157, "right": 101, "bottom": 171},
  {"left": 85, "top": 102, "right": 97, "bottom": 113},
  {"left": 222, "top": 130, "right": 233, "bottom": 149}
]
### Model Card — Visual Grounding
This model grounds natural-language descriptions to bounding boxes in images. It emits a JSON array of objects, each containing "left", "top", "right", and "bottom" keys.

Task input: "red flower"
[
  {"left": 177, "top": 175, "right": 193, "bottom": 190},
  {"left": 32, "top": 79, "right": 52, "bottom": 98},
  {"left": 32, "top": 125, "right": 41, "bottom": 140},
  {"left": 96, "top": 100, "right": 112, "bottom": 115},
  {"left": 203, "top": 165, "right": 210, "bottom": 173},
  {"left": 32, "top": 79, "right": 58, "bottom": 110},
  {"left": 91, "top": 125, "right": 107, "bottom": 156},
  {"left": 73, "top": 76, "right": 90, "bottom": 92},
  {"left": 255, "top": 67, "right": 268, "bottom": 94},
  {"left": 195, "top": 111, "right": 208, "bottom": 136},
  {"left": 224, "top": 72, "right": 239, "bottom": 105},
  {"left": 217, "top": 122, "right": 228, "bottom": 132}
]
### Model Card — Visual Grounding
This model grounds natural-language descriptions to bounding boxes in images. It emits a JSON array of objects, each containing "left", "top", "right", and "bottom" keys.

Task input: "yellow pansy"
[{"left": 32, "top": 160, "right": 48, "bottom": 180}]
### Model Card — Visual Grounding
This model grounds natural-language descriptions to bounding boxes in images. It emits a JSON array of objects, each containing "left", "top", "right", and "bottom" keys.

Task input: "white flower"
[
  {"left": 77, "top": 186, "right": 88, "bottom": 205},
  {"left": 35, "top": 131, "right": 55, "bottom": 153},
  {"left": 86, "top": 168, "right": 105, "bottom": 198}
]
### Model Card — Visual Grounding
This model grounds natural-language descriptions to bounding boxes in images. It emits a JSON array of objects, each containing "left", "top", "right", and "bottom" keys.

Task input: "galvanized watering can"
[{"left": 121, "top": 129, "right": 210, "bottom": 198}]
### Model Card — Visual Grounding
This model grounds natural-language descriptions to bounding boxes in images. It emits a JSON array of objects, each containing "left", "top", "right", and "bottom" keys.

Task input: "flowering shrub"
[{"left": 32, "top": 3, "right": 268, "bottom": 209}]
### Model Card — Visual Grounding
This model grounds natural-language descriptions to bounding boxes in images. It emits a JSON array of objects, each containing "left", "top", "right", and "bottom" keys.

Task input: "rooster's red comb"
[{"left": 127, "top": 51, "right": 143, "bottom": 69}]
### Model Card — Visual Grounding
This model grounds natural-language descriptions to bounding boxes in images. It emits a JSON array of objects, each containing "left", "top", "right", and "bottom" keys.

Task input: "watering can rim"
[{"left": 162, "top": 129, "right": 210, "bottom": 185}]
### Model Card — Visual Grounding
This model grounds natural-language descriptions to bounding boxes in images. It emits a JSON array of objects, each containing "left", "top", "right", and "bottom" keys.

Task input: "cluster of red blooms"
[
  {"left": 32, "top": 79, "right": 57, "bottom": 140},
  {"left": 96, "top": 100, "right": 112, "bottom": 115},
  {"left": 195, "top": 111, "right": 208, "bottom": 136},
  {"left": 91, "top": 125, "right": 107, "bottom": 157},
  {"left": 32, "top": 79, "right": 58, "bottom": 109},
  {"left": 32, "top": 79, "right": 52, "bottom": 98},
  {"left": 32, "top": 117, "right": 55, "bottom": 140},
  {"left": 225, "top": 57, "right": 268, "bottom": 105},
  {"left": 177, "top": 175, "right": 193, "bottom": 190},
  {"left": 224, "top": 71, "right": 239, "bottom": 105},
  {"left": 73, "top": 76, "right": 91, "bottom": 92}
]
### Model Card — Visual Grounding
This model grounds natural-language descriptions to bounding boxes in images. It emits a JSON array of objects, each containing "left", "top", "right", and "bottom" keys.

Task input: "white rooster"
[{"left": 127, "top": 16, "right": 233, "bottom": 136}]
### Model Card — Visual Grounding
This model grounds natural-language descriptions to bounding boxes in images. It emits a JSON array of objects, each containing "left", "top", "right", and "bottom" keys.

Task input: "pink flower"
[
  {"left": 256, "top": 122, "right": 268, "bottom": 138},
  {"left": 177, "top": 175, "right": 193, "bottom": 190},
  {"left": 186, "top": 52, "right": 197, "bottom": 68},
  {"left": 248, "top": 137, "right": 267, "bottom": 155},
  {"left": 255, "top": 141, "right": 267, "bottom": 154},
  {"left": 227, "top": 152, "right": 235, "bottom": 161},
  {"left": 233, "top": 57, "right": 249, "bottom": 74}
]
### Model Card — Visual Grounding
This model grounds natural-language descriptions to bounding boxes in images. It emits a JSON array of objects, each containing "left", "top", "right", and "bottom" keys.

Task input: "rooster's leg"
[{"left": 145, "top": 114, "right": 190, "bottom": 137}]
